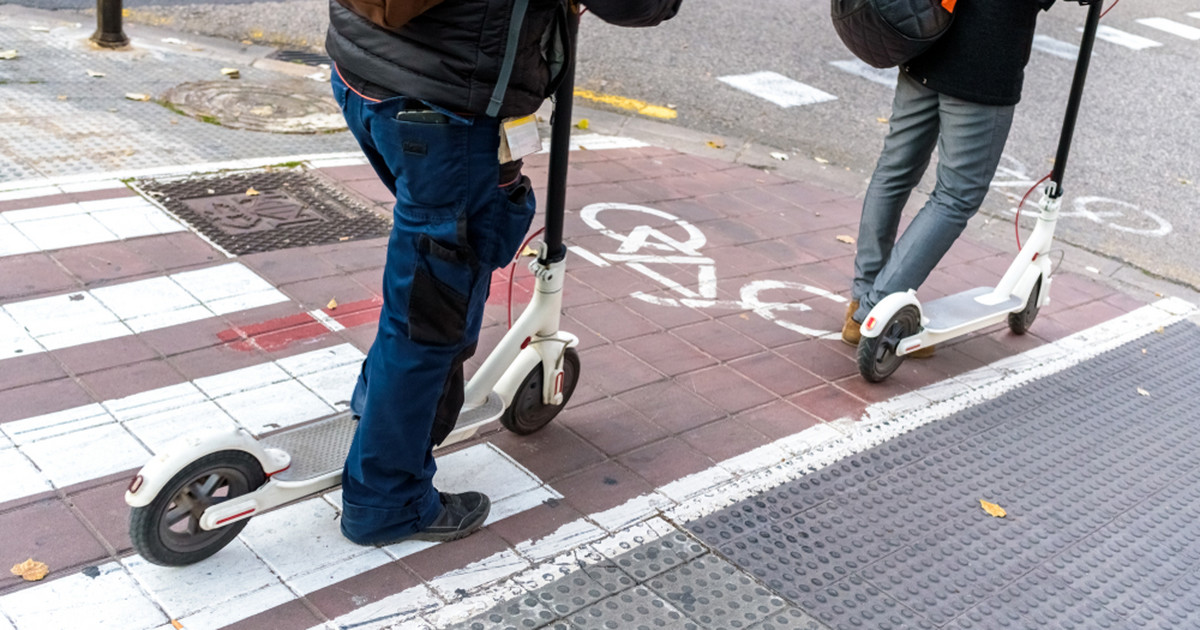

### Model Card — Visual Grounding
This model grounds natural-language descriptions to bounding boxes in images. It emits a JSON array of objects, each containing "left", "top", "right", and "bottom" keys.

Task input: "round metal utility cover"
[{"left": 161, "top": 80, "right": 346, "bottom": 134}]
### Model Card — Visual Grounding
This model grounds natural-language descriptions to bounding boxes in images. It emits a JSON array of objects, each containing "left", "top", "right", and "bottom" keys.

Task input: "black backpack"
[{"left": 831, "top": 0, "right": 956, "bottom": 69}]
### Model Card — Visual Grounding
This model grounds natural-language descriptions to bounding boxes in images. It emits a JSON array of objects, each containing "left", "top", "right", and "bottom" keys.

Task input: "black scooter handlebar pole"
[
  {"left": 540, "top": 8, "right": 580, "bottom": 265},
  {"left": 1049, "top": 0, "right": 1104, "bottom": 198}
]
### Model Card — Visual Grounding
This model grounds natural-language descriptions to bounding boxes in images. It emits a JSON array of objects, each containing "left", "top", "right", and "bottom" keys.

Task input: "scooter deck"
[
  {"left": 255, "top": 392, "right": 506, "bottom": 482},
  {"left": 261, "top": 411, "right": 357, "bottom": 482},
  {"left": 923, "top": 287, "right": 1022, "bottom": 333}
]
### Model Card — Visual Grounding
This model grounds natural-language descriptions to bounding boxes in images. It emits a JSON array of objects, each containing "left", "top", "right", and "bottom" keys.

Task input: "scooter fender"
[
  {"left": 859, "top": 290, "right": 922, "bottom": 339},
  {"left": 124, "top": 428, "right": 286, "bottom": 508},
  {"left": 492, "top": 333, "right": 579, "bottom": 408}
]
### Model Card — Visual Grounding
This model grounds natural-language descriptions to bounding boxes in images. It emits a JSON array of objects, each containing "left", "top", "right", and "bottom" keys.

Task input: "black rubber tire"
[
  {"left": 1008, "top": 277, "right": 1043, "bottom": 335},
  {"left": 857, "top": 305, "right": 922, "bottom": 383},
  {"left": 129, "top": 450, "right": 265, "bottom": 567},
  {"left": 500, "top": 347, "right": 581, "bottom": 435}
]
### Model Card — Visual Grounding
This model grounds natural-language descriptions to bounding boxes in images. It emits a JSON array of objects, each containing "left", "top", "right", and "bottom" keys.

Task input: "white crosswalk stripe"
[
  {"left": 0, "top": 196, "right": 186, "bottom": 257},
  {"left": 718, "top": 71, "right": 838, "bottom": 108},
  {"left": 1, "top": 262, "right": 287, "bottom": 359},
  {"left": 1136, "top": 17, "right": 1200, "bottom": 40},
  {"left": 1088, "top": 24, "right": 1163, "bottom": 50},
  {"left": 828, "top": 60, "right": 898, "bottom": 88},
  {"left": 1032, "top": 34, "right": 1081, "bottom": 60}
]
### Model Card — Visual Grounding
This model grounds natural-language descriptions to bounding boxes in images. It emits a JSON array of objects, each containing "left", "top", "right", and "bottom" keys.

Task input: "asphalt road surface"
[{"left": 11, "top": 0, "right": 1199, "bottom": 289}]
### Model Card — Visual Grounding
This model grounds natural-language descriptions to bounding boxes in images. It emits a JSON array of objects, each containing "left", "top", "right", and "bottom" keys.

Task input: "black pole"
[
  {"left": 540, "top": 7, "right": 579, "bottom": 264},
  {"left": 91, "top": 0, "right": 130, "bottom": 48},
  {"left": 1049, "top": 0, "right": 1103, "bottom": 198}
]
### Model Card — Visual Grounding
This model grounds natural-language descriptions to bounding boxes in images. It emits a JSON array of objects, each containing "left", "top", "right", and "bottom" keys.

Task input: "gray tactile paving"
[
  {"left": 448, "top": 592, "right": 561, "bottom": 630},
  {"left": 686, "top": 322, "right": 1200, "bottom": 628},
  {"left": 609, "top": 529, "right": 706, "bottom": 582},
  {"left": 646, "top": 555, "right": 785, "bottom": 629},
  {"left": 568, "top": 585, "right": 695, "bottom": 630},
  {"left": 529, "top": 563, "right": 636, "bottom": 618},
  {"left": 798, "top": 574, "right": 935, "bottom": 630},
  {"left": 744, "top": 607, "right": 829, "bottom": 630}
]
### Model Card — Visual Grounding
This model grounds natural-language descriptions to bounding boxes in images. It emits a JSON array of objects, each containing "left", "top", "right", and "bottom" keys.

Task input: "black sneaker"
[{"left": 408, "top": 491, "right": 491, "bottom": 542}]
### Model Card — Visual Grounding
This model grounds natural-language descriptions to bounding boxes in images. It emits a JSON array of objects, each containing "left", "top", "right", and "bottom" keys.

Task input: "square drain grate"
[{"left": 139, "top": 169, "right": 390, "bottom": 256}]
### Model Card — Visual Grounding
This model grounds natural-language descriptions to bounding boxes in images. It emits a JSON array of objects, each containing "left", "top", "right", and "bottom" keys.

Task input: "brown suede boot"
[{"left": 841, "top": 300, "right": 860, "bottom": 346}]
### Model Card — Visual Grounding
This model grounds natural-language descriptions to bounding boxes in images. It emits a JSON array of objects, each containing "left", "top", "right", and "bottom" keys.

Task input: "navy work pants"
[{"left": 331, "top": 71, "right": 536, "bottom": 542}]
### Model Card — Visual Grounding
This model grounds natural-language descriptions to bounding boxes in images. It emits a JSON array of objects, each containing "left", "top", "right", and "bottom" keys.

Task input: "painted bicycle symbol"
[
  {"left": 991, "top": 154, "right": 1172, "bottom": 237},
  {"left": 575, "top": 202, "right": 846, "bottom": 338}
]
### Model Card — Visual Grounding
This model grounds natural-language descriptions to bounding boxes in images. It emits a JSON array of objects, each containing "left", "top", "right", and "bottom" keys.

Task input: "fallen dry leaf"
[
  {"left": 769, "top": 152, "right": 789, "bottom": 161},
  {"left": 0, "top": 50, "right": 18, "bottom": 60},
  {"left": 86, "top": 69, "right": 106, "bottom": 78},
  {"left": 876, "top": 117, "right": 888, "bottom": 124},
  {"left": 124, "top": 93, "right": 151, "bottom": 101},
  {"left": 1137, "top": 387, "right": 1151, "bottom": 397},
  {"left": 979, "top": 500, "right": 1007, "bottom": 518},
  {"left": 1155, "top": 326, "right": 1165, "bottom": 334},
  {"left": 57, "top": 95, "right": 68, "bottom": 101},
  {"left": 814, "top": 156, "right": 829, "bottom": 164},
  {"left": 326, "top": 298, "right": 338, "bottom": 310},
  {"left": 836, "top": 235, "right": 856, "bottom": 245},
  {"left": 245, "top": 187, "right": 260, "bottom": 196},
  {"left": 221, "top": 67, "right": 240, "bottom": 79},
  {"left": 10, "top": 558, "right": 49, "bottom": 581},
  {"left": 171, "top": 620, "right": 184, "bottom": 629},
  {"left": 574, "top": 119, "right": 589, "bottom": 130},
  {"left": 706, "top": 139, "right": 726, "bottom": 150}
]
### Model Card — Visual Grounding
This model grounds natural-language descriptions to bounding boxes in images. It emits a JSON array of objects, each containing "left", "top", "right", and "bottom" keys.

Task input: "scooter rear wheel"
[
  {"left": 858, "top": 305, "right": 921, "bottom": 383},
  {"left": 501, "top": 347, "right": 580, "bottom": 435},
  {"left": 1008, "top": 277, "right": 1042, "bottom": 335},
  {"left": 130, "top": 450, "right": 265, "bottom": 567}
]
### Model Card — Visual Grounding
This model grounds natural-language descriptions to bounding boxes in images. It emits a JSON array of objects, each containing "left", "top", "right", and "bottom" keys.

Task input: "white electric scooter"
[
  {"left": 125, "top": 15, "right": 585, "bottom": 567},
  {"left": 857, "top": 0, "right": 1104, "bottom": 382}
]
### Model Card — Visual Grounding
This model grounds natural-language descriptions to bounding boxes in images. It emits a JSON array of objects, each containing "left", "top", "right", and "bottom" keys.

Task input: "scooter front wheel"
[
  {"left": 130, "top": 450, "right": 265, "bottom": 567},
  {"left": 858, "top": 305, "right": 921, "bottom": 383},
  {"left": 501, "top": 347, "right": 580, "bottom": 435},
  {"left": 1008, "top": 277, "right": 1042, "bottom": 335}
]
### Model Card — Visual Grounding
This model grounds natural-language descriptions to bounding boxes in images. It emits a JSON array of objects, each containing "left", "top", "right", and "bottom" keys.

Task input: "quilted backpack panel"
[{"left": 831, "top": 0, "right": 955, "bottom": 69}]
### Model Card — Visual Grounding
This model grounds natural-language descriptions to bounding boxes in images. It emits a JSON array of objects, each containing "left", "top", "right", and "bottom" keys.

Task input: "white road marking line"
[
  {"left": 1089, "top": 24, "right": 1163, "bottom": 50},
  {"left": 1136, "top": 17, "right": 1200, "bottom": 40},
  {"left": 829, "top": 59, "right": 899, "bottom": 88},
  {"left": 567, "top": 245, "right": 611, "bottom": 267},
  {"left": 8, "top": 299, "right": 1193, "bottom": 630},
  {"left": 309, "top": 307, "right": 345, "bottom": 331},
  {"left": 0, "top": 196, "right": 185, "bottom": 256},
  {"left": 718, "top": 71, "right": 838, "bottom": 108},
  {"left": 0, "top": 344, "right": 362, "bottom": 501},
  {"left": 1032, "top": 34, "right": 1081, "bottom": 60},
  {"left": 1190, "top": 12, "right": 1200, "bottom": 21},
  {"left": 0, "top": 262, "right": 287, "bottom": 359},
  {"left": 0, "top": 563, "right": 167, "bottom": 630}
]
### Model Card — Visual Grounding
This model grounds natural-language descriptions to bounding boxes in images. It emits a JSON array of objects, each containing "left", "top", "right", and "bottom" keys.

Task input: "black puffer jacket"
[
  {"left": 326, "top": 0, "right": 681, "bottom": 118},
  {"left": 902, "top": 0, "right": 1051, "bottom": 106}
]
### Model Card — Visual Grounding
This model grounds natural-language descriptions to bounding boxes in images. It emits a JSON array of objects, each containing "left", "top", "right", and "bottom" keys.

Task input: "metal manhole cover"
[
  {"left": 161, "top": 80, "right": 345, "bottom": 133},
  {"left": 139, "top": 170, "right": 390, "bottom": 255},
  {"left": 269, "top": 49, "right": 334, "bottom": 67}
]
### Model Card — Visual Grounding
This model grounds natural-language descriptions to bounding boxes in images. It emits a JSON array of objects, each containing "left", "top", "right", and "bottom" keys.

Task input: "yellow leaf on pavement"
[
  {"left": 574, "top": 119, "right": 589, "bottom": 130},
  {"left": 326, "top": 298, "right": 338, "bottom": 310},
  {"left": 10, "top": 558, "right": 49, "bottom": 581},
  {"left": 0, "top": 50, "right": 18, "bottom": 60},
  {"left": 706, "top": 139, "right": 726, "bottom": 149},
  {"left": 245, "top": 187, "right": 260, "bottom": 196},
  {"left": 979, "top": 499, "right": 1007, "bottom": 518},
  {"left": 836, "top": 235, "right": 856, "bottom": 245},
  {"left": 124, "top": 93, "right": 151, "bottom": 101}
]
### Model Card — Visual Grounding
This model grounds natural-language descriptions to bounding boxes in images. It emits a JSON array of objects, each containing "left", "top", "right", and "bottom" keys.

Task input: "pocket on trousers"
[
  {"left": 387, "top": 115, "right": 469, "bottom": 218},
  {"left": 474, "top": 175, "right": 537, "bottom": 270},
  {"left": 408, "top": 262, "right": 468, "bottom": 346}
]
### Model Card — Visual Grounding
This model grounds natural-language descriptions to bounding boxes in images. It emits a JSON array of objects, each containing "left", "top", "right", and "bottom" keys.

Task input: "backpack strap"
[{"left": 486, "top": 0, "right": 531, "bottom": 117}]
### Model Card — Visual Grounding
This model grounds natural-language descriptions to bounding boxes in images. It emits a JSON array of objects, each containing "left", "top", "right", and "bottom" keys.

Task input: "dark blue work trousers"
[{"left": 331, "top": 71, "right": 536, "bottom": 542}]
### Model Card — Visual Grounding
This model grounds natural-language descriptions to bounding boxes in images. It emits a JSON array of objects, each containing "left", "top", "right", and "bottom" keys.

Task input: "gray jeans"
[{"left": 851, "top": 72, "right": 1015, "bottom": 322}]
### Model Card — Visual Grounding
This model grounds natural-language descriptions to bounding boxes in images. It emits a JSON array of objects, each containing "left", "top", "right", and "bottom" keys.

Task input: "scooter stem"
[
  {"left": 1048, "top": 0, "right": 1103, "bottom": 197},
  {"left": 540, "top": 6, "right": 580, "bottom": 264}
]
